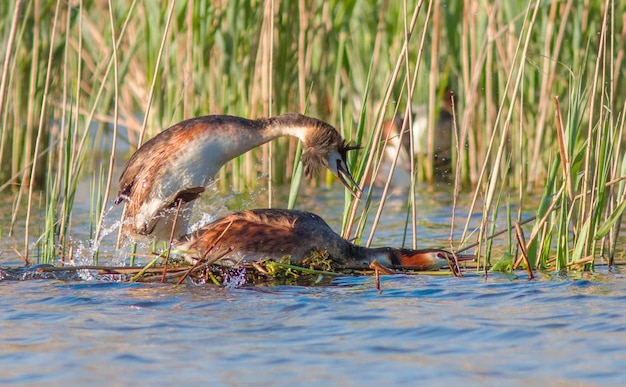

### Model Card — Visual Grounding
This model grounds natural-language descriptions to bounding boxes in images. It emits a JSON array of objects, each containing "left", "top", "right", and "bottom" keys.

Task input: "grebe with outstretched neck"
[
  {"left": 176, "top": 208, "right": 474, "bottom": 270},
  {"left": 116, "top": 114, "right": 360, "bottom": 241}
]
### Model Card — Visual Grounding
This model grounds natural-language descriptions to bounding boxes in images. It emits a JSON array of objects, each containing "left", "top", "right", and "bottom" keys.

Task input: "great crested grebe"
[
  {"left": 176, "top": 208, "right": 474, "bottom": 270},
  {"left": 377, "top": 90, "right": 455, "bottom": 184},
  {"left": 116, "top": 114, "right": 360, "bottom": 241}
]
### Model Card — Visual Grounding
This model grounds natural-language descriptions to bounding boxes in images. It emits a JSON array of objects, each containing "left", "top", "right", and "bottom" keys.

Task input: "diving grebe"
[
  {"left": 116, "top": 114, "right": 360, "bottom": 241},
  {"left": 176, "top": 208, "right": 473, "bottom": 270}
]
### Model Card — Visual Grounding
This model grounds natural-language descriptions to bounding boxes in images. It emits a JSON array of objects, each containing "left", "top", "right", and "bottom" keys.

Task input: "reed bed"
[{"left": 0, "top": 0, "right": 624, "bottom": 272}]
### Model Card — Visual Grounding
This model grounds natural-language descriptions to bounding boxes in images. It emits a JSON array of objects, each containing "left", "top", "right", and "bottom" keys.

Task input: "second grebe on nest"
[{"left": 176, "top": 208, "right": 474, "bottom": 271}]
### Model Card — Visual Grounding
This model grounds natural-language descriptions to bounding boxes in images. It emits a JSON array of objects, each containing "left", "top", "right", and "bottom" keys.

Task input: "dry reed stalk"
[
  {"left": 297, "top": 0, "right": 307, "bottom": 113},
  {"left": 246, "top": 0, "right": 275, "bottom": 202},
  {"left": 449, "top": 95, "right": 462, "bottom": 249},
  {"left": 402, "top": 0, "right": 419, "bottom": 249},
  {"left": 613, "top": 9, "right": 626, "bottom": 99},
  {"left": 374, "top": 263, "right": 380, "bottom": 292},
  {"left": 578, "top": 0, "right": 610, "bottom": 258},
  {"left": 565, "top": 255, "right": 594, "bottom": 271},
  {"left": 426, "top": 0, "right": 441, "bottom": 184},
  {"left": 14, "top": 0, "right": 38, "bottom": 199},
  {"left": 176, "top": 248, "right": 233, "bottom": 285},
  {"left": 252, "top": 262, "right": 270, "bottom": 276},
  {"left": 0, "top": 0, "right": 24, "bottom": 131},
  {"left": 554, "top": 97, "right": 573, "bottom": 201},
  {"left": 70, "top": 0, "right": 137, "bottom": 179},
  {"left": 161, "top": 199, "right": 184, "bottom": 283},
  {"left": 92, "top": 0, "right": 120, "bottom": 252},
  {"left": 466, "top": 0, "right": 540, "bottom": 270},
  {"left": 484, "top": 2, "right": 496, "bottom": 152},
  {"left": 183, "top": 0, "right": 193, "bottom": 120},
  {"left": 607, "top": 93, "right": 626, "bottom": 265},
  {"left": 7, "top": 0, "right": 38, "bottom": 241},
  {"left": 364, "top": 0, "right": 430, "bottom": 248},
  {"left": 445, "top": 253, "right": 463, "bottom": 278},
  {"left": 176, "top": 220, "right": 234, "bottom": 284},
  {"left": 24, "top": 0, "right": 62, "bottom": 262},
  {"left": 525, "top": 184, "right": 565, "bottom": 252},
  {"left": 267, "top": 0, "right": 275, "bottom": 204},
  {"left": 457, "top": 211, "right": 539, "bottom": 255},
  {"left": 370, "top": 2, "right": 387, "bottom": 77},
  {"left": 456, "top": 8, "right": 496, "bottom": 253},
  {"left": 56, "top": 0, "right": 80, "bottom": 252},
  {"left": 136, "top": 0, "right": 177, "bottom": 148},
  {"left": 528, "top": 0, "right": 573, "bottom": 184},
  {"left": 368, "top": 259, "right": 396, "bottom": 275},
  {"left": 460, "top": 0, "right": 482, "bottom": 184},
  {"left": 368, "top": 259, "right": 396, "bottom": 293},
  {"left": 38, "top": 264, "right": 191, "bottom": 275},
  {"left": 343, "top": 1, "right": 424, "bottom": 241},
  {"left": 484, "top": 0, "right": 541, "bottom": 244},
  {"left": 129, "top": 255, "right": 162, "bottom": 282},
  {"left": 513, "top": 221, "right": 534, "bottom": 279}
]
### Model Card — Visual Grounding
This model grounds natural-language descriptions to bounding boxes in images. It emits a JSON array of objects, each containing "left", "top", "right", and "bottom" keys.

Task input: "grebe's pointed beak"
[
  {"left": 336, "top": 159, "right": 362, "bottom": 198},
  {"left": 334, "top": 143, "right": 362, "bottom": 199}
]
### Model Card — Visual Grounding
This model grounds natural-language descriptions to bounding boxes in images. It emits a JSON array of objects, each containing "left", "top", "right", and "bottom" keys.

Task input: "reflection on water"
[
  {"left": 2, "top": 184, "right": 626, "bottom": 385},
  {"left": 2, "top": 271, "right": 626, "bottom": 385}
]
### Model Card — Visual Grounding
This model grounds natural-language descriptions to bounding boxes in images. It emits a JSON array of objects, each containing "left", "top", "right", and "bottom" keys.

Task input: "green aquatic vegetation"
[
  {"left": 0, "top": 0, "right": 624, "bottom": 270},
  {"left": 490, "top": 252, "right": 514, "bottom": 274}
]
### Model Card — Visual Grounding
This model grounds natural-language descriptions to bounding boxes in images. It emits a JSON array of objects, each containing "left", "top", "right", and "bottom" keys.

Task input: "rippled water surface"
[
  {"left": 2, "top": 271, "right": 626, "bottom": 386},
  {"left": 2, "top": 185, "right": 626, "bottom": 385}
]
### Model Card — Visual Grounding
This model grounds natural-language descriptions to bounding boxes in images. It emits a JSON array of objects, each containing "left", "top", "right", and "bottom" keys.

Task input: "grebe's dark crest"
[
  {"left": 116, "top": 114, "right": 360, "bottom": 241},
  {"left": 176, "top": 208, "right": 474, "bottom": 270}
]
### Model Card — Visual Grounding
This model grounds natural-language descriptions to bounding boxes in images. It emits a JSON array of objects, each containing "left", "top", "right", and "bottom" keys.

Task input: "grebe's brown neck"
[
  {"left": 262, "top": 113, "right": 360, "bottom": 193},
  {"left": 350, "top": 246, "right": 469, "bottom": 271},
  {"left": 260, "top": 113, "right": 324, "bottom": 141}
]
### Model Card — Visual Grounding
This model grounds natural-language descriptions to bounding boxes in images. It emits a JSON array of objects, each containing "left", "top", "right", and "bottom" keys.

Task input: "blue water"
[
  {"left": 2, "top": 184, "right": 626, "bottom": 385},
  {"left": 2, "top": 271, "right": 626, "bottom": 386}
]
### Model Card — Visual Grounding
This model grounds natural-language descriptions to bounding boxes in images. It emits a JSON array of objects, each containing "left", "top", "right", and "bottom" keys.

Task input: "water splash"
[
  {"left": 57, "top": 203, "right": 134, "bottom": 280},
  {"left": 187, "top": 212, "right": 217, "bottom": 234},
  {"left": 0, "top": 264, "right": 84, "bottom": 281},
  {"left": 4, "top": 180, "right": 273, "bottom": 282}
]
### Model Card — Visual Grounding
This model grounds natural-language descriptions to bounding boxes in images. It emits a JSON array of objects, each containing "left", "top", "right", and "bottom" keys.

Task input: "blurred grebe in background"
[{"left": 372, "top": 90, "right": 456, "bottom": 187}]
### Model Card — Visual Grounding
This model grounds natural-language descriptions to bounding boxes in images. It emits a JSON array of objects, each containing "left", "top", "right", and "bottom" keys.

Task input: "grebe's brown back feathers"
[{"left": 178, "top": 209, "right": 355, "bottom": 266}]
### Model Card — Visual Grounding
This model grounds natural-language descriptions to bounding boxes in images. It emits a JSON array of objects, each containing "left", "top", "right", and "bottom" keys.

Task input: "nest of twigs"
[{"left": 31, "top": 249, "right": 460, "bottom": 290}]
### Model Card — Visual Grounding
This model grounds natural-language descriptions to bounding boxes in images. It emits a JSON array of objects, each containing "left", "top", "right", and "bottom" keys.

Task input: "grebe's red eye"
[{"left": 437, "top": 252, "right": 445, "bottom": 259}]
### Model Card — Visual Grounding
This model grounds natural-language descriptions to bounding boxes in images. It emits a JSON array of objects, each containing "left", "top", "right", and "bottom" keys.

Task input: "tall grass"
[{"left": 0, "top": 0, "right": 624, "bottom": 268}]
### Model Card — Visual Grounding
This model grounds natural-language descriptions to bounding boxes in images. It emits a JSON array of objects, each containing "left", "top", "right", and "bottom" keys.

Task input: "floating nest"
[{"left": 4, "top": 248, "right": 465, "bottom": 288}]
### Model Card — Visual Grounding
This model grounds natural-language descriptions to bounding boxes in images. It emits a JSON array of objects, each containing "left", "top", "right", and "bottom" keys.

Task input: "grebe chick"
[
  {"left": 176, "top": 208, "right": 474, "bottom": 270},
  {"left": 116, "top": 114, "right": 360, "bottom": 241}
]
